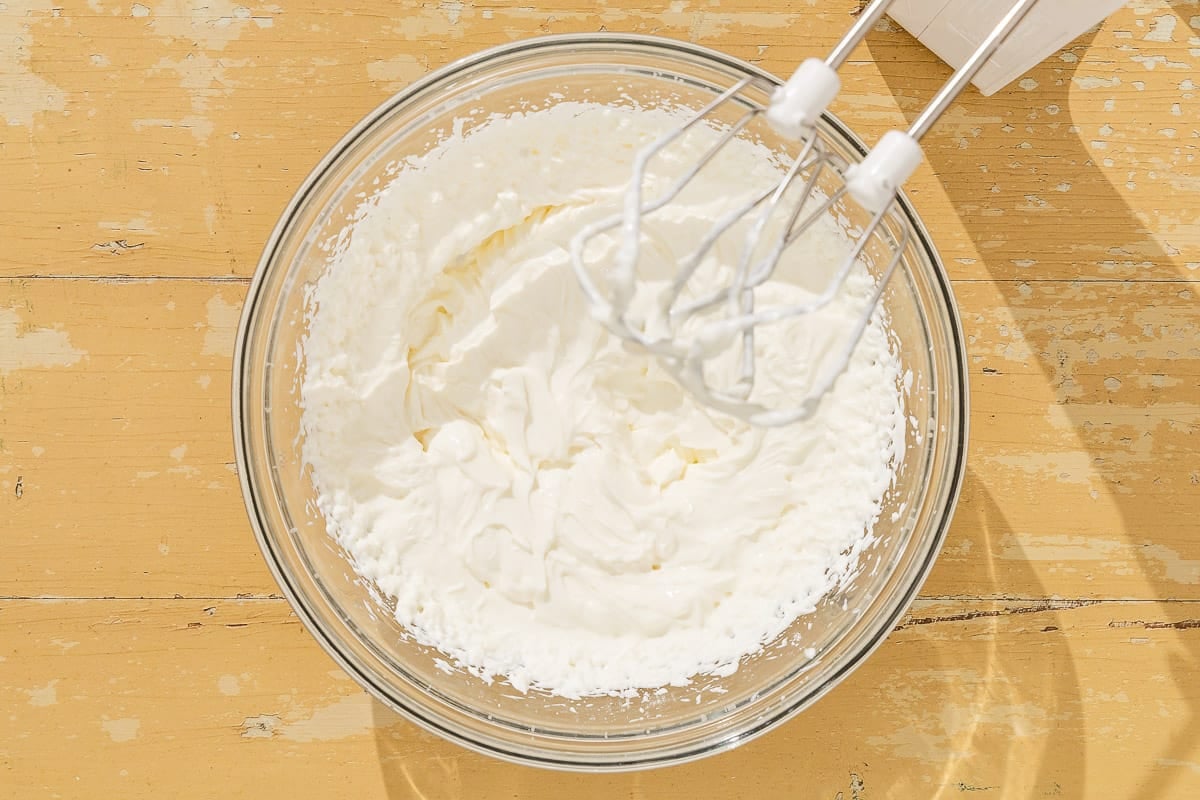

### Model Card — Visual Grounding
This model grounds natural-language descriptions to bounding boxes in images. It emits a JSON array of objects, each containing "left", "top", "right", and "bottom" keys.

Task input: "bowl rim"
[{"left": 232, "top": 31, "right": 970, "bottom": 771}]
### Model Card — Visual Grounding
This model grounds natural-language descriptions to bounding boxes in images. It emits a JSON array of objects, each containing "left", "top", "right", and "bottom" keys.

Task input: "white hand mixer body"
[{"left": 569, "top": 0, "right": 1125, "bottom": 427}]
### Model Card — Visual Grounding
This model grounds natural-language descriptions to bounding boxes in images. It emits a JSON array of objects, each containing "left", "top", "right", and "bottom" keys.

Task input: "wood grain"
[
  {"left": 2, "top": 0, "right": 1198, "bottom": 795},
  {"left": 2, "top": 599, "right": 1198, "bottom": 798},
  {"left": 2, "top": 279, "right": 1195, "bottom": 600}
]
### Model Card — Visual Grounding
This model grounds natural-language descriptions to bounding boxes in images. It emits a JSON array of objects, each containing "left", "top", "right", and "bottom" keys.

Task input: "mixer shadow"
[{"left": 865, "top": 10, "right": 1200, "bottom": 798}]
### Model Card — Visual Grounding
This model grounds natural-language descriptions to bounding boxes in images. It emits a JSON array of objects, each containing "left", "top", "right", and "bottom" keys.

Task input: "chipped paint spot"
[
  {"left": 102, "top": 717, "right": 141, "bottom": 743},
  {"left": 170, "top": 444, "right": 187, "bottom": 461},
  {"left": 129, "top": 2, "right": 273, "bottom": 142},
  {"left": 218, "top": 675, "right": 241, "bottom": 696},
  {"left": 1141, "top": 544, "right": 1200, "bottom": 585},
  {"left": 202, "top": 294, "right": 240, "bottom": 356},
  {"left": 168, "top": 464, "right": 199, "bottom": 478},
  {"left": 1130, "top": 55, "right": 1190, "bottom": 70},
  {"left": 1085, "top": 688, "right": 1130, "bottom": 704},
  {"left": 197, "top": 374, "right": 212, "bottom": 390},
  {"left": 0, "top": 0, "right": 68, "bottom": 126},
  {"left": 241, "top": 714, "right": 281, "bottom": 738},
  {"left": 131, "top": 2, "right": 149, "bottom": 16},
  {"left": 999, "top": 533, "right": 1122, "bottom": 563},
  {"left": 998, "top": 533, "right": 1200, "bottom": 588},
  {"left": 366, "top": 54, "right": 427, "bottom": 92},
  {"left": 0, "top": 308, "right": 86, "bottom": 374},
  {"left": 439, "top": 0, "right": 462, "bottom": 25},
  {"left": 276, "top": 693, "right": 375, "bottom": 742},
  {"left": 1073, "top": 75, "right": 1120, "bottom": 89},
  {"left": 986, "top": 451, "right": 1096, "bottom": 484},
  {"left": 26, "top": 680, "right": 58, "bottom": 707},
  {"left": 867, "top": 696, "right": 1051, "bottom": 761},
  {"left": 145, "top": 0, "right": 262, "bottom": 48},
  {"left": 1145, "top": 14, "right": 1176, "bottom": 43}
]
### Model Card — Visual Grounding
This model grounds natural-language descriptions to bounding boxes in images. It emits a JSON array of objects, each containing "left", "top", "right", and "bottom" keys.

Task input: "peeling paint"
[
  {"left": 202, "top": 294, "right": 240, "bottom": 356},
  {"left": 238, "top": 696, "right": 375, "bottom": 742},
  {"left": 1141, "top": 544, "right": 1200, "bottom": 585},
  {"left": 101, "top": 717, "right": 141, "bottom": 743},
  {"left": 26, "top": 680, "right": 58, "bottom": 707},
  {"left": 241, "top": 714, "right": 279, "bottom": 738},
  {"left": 0, "top": 308, "right": 86, "bottom": 374},
  {"left": 366, "top": 54, "right": 428, "bottom": 92},
  {"left": 276, "top": 693, "right": 376, "bottom": 742},
  {"left": 0, "top": 0, "right": 68, "bottom": 127}
]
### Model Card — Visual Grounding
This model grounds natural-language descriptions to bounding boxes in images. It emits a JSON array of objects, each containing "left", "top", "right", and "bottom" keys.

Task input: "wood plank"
[
  {"left": 924, "top": 278, "right": 1200, "bottom": 599},
  {"left": 1, "top": 2, "right": 1195, "bottom": 282},
  {"left": 1, "top": 598, "right": 1198, "bottom": 798},
  {"left": 0, "top": 278, "right": 273, "bottom": 598},
  {"left": 1, "top": 278, "right": 1197, "bottom": 600}
]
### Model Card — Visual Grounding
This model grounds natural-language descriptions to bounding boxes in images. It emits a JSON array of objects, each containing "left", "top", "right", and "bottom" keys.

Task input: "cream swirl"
[{"left": 301, "top": 102, "right": 905, "bottom": 697}]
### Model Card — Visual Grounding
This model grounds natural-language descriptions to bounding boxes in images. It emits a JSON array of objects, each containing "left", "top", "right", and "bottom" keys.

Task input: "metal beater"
[{"left": 569, "top": 0, "right": 1041, "bottom": 427}]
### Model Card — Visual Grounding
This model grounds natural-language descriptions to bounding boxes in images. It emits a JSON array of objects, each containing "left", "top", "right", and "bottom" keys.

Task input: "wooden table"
[{"left": 2, "top": 1, "right": 1198, "bottom": 796}]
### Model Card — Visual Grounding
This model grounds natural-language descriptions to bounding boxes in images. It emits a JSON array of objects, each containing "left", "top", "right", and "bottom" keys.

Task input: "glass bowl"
[{"left": 233, "top": 33, "right": 968, "bottom": 771}]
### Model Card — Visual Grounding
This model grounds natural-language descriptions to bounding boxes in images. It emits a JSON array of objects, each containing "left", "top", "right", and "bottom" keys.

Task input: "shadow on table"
[
  {"left": 362, "top": 11, "right": 1200, "bottom": 797},
  {"left": 865, "top": 9, "right": 1200, "bottom": 798},
  {"left": 359, "top": 7, "right": 1196, "bottom": 798},
  {"left": 368, "top": 472, "right": 1082, "bottom": 798}
]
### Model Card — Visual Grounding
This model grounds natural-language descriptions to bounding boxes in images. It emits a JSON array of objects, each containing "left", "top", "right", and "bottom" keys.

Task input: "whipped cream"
[{"left": 301, "top": 102, "right": 906, "bottom": 698}]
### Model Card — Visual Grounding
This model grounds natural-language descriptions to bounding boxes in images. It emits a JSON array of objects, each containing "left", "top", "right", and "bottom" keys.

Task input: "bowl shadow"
[{"left": 369, "top": 472, "right": 1082, "bottom": 796}]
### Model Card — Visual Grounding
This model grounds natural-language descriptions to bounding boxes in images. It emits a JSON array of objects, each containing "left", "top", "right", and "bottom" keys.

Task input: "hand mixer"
[{"left": 569, "top": 0, "right": 1124, "bottom": 427}]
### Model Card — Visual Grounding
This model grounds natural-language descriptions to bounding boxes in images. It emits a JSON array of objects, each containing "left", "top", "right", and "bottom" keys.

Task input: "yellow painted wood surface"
[{"left": 1, "top": 0, "right": 1197, "bottom": 797}]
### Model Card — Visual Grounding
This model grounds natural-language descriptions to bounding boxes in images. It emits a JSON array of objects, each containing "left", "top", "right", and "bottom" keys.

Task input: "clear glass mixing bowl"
[{"left": 233, "top": 34, "right": 968, "bottom": 771}]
